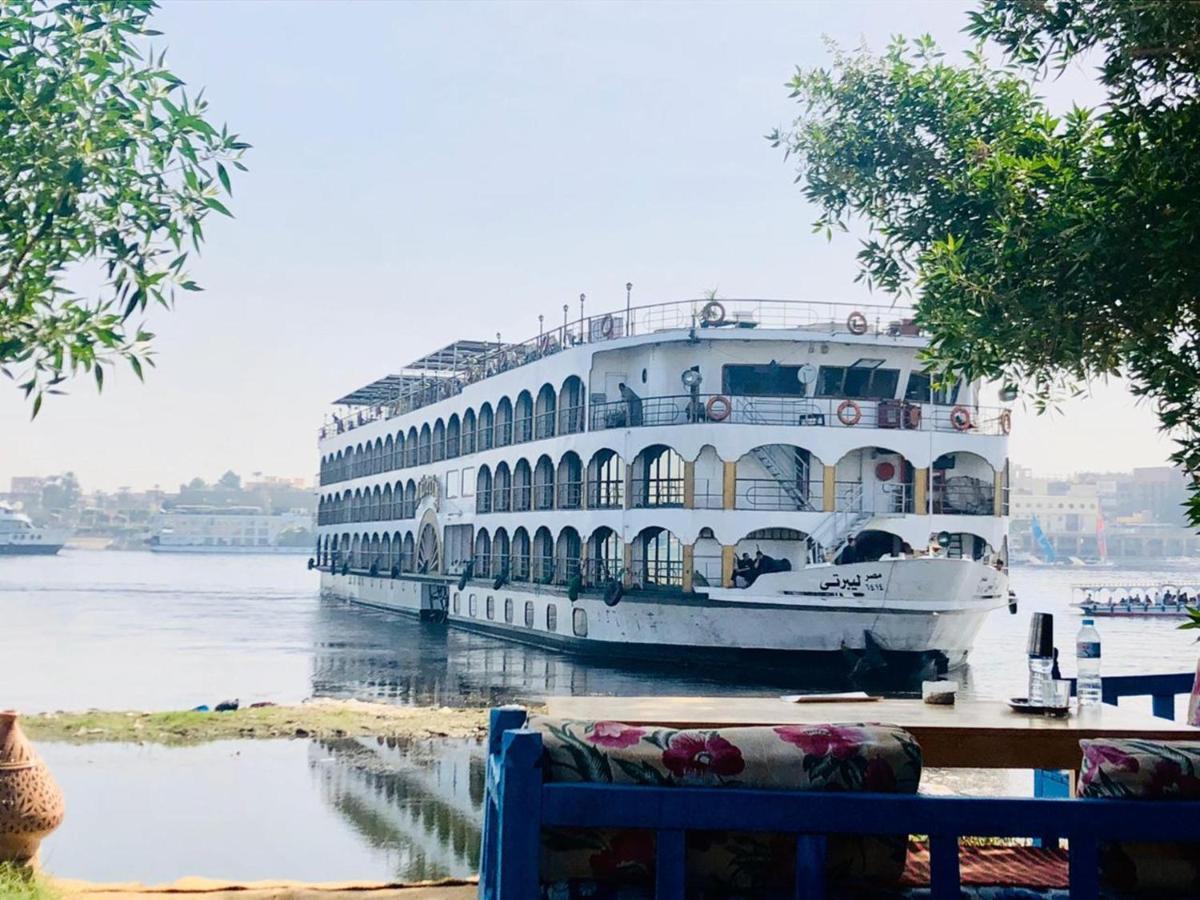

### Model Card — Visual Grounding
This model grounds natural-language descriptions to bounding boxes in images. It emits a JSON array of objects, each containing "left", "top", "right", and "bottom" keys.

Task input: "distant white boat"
[{"left": 0, "top": 504, "right": 70, "bottom": 556}]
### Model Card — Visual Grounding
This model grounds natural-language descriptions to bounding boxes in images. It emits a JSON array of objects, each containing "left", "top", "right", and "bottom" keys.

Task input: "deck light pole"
[
  {"left": 625, "top": 282, "right": 633, "bottom": 337},
  {"left": 579, "top": 293, "right": 586, "bottom": 343},
  {"left": 562, "top": 304, "right": 569, "bottom": 344}
]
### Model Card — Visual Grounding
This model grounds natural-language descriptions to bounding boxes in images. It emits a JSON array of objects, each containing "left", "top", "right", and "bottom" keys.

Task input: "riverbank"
[{"left": 21, "top": 700, "right": 494, "bottom": 746}]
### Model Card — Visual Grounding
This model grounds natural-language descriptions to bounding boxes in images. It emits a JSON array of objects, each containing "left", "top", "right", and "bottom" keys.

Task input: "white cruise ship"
[
  {"left": 149, "top": 505, "right": 313, "bottom": 554},
  {"left": 0, "top": 504, "right": 70, "bottom": 555},
  {"left": 314, "top": 298, "right": 1013, "bottom": 682}
]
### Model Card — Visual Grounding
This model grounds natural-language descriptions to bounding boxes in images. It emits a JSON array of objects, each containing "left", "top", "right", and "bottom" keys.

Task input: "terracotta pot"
[{"left": 0, "top": 711, "right": 65, "bottom": 864}]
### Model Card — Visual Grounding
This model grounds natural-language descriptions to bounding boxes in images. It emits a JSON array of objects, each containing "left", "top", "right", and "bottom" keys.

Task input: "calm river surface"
[{"left": 3, "top": 549, "right": 1198, "bottom": 882}]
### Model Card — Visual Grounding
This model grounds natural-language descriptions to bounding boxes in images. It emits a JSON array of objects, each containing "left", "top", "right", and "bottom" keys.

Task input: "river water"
[{"left": 3, "top": 549, "right": 1198, "bottom": 882}]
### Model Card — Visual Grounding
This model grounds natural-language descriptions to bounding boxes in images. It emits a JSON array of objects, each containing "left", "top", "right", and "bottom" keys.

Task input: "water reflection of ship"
[
  {"left": 309, "top": 735, "right": 484, "bottom": 881},
  {"left": 311, "top": 594, "right": 763, "bottom": 706}
]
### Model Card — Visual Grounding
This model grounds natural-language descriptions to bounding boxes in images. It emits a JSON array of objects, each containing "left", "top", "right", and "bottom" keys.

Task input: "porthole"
[
  {"left": 547, "top": 605, "right": 558, "bottom": 632},
  {"left": 486, "top": 595, "right": 495, "bottom": 620},
  {"left": 469, "top": 593, "right": 478, "bottom": 617},
  {"left": 524, "top": 601, "right": 535, "bottom": 628},
  {"left": 572, "top": 607, "right": 587, "bottom": 637},
  {"left": 453, "top": 592, "right": 460, "bottom": 614},
  {"left": 641, "top": 368, "right": 647, "bottom": 384},
  {"left": 504, "top": 597, "right": 514, "bottom": 624}
]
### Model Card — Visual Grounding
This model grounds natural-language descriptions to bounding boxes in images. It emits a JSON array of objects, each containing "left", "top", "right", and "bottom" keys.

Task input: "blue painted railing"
[{"left": 480, "top": 705, "right": 1200, "bottom": 900}]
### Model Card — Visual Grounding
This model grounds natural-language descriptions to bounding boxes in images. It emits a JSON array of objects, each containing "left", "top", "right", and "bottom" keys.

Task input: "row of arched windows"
[
  {"left": 319, "top": 376, "right": 587, "bottom": 486},
  {"left": 318, "top": 524, "right": 682, "bottom": 588}
]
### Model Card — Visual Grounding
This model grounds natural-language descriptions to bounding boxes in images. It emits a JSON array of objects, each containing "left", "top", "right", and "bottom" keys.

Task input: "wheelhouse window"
[
  {"left": 816, "top": 360, "right": 899, "bottom": 400},
  {"left": 722, "top": 363, "right": 810, "bottom": 397},
  {"left": 904, "top": 372, "right": 962, "bottom": 405}
]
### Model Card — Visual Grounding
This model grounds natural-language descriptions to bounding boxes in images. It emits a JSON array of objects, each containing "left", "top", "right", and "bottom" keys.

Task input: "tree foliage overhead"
[
  {"left": 0, "top": 0, "right": 246, "bottom": 413},
  {"left": 770, "top": 0, "right": 1200, "bottom": 522}
]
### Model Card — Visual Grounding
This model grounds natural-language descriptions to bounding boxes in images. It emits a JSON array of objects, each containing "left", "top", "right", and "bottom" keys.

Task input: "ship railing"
[
  {"left": 318, "top": 298, "right": 914, "bottom": 439},
  {"left": 586, "top": 480, "right": 624, "bottom": 509},
  {"left": 734, "top": 478, "right": 823, "bottom": 512},
  {"left": 589, "top": 393, "right": 1007, "bottom": 436},
  {"left": 556, "top": 480, "right": 583, "bottom": 510},
  {"left": 630, "top": 478, "right": 687, "bottom": 509}
]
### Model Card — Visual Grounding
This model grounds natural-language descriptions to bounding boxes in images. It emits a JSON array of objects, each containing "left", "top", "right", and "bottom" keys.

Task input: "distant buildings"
[
  {"left": 1, "top": 472, "right": 316, "bottom": 551},
  {"left": 1009, "top": 464, "right": 1199, "bottom": 560}
]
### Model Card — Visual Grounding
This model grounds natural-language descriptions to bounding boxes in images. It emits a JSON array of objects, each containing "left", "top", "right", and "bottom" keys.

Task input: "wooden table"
[{"left": 545, "top": 695, "right": 1198, "bottom": 771}]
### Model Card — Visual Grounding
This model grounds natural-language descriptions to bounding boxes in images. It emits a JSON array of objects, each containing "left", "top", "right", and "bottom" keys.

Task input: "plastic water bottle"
[{"left": 1076, "top": 618, "right": 1102, "bottom": 707}]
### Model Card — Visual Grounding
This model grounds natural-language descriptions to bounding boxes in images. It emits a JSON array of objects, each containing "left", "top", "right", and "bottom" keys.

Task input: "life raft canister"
[
  {"left": 846, "top": 310, "right": 869, "bottom": 335},
  {"left": 706, "top": 394, "right": 732, "bottom": 422},
  {"left": 950, "top": 405, "right": 973, "bottom": 432},
  {"left": 999, "top": 409, "right": 1012, "bottom": 435},
  {"left": 837, "top": 399, "right": 862, "bottom": 426}
]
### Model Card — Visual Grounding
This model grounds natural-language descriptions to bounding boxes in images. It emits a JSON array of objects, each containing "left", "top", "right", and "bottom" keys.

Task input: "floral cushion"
[
  {"left": 1079, "top": 738, "right": 1200, "bottom": 894},
  {"left": 529, "top": 716, "right": 922, "bottom": 893}
]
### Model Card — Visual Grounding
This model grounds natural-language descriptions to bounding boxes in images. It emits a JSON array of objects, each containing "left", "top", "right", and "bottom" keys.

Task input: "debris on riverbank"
[{"left": 21, "top": 700, "right": 497, "bottom": 746}]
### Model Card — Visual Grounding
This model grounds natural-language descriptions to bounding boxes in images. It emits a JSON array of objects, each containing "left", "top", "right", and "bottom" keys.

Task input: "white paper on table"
[{"left": 779, "top": 692, "right": 878, "bottom": 703}]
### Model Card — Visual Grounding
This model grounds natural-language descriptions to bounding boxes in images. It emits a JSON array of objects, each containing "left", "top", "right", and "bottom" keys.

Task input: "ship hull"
[
  {"left": 0, "top": 543, "right": 63, "bottom": 556},
  {"left": 318, "top": 558, "right": 1007, "bottom": 684}
]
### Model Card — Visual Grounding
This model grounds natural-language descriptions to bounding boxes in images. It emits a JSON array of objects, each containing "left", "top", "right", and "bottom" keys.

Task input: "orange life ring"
[
  {"left": 875, "top": 461, "right": 895, "bottom": 481},
  {"left": 837, "top": 400, "right": 862, "bottom": 426},
  {"left": 846, "top": 311, "right": 868, "bottom": 335},
  {"left": 951, "top": 405, "right": 973, "bottom": 431},
  {"left": 705, "top": 395, "right": 731, "bottom": 422},
  {"left": 599, "top": 314, "right": 615, "bottom": 338},
  {"left": 999, "top": 409, "right": 1012, "bottom": 435}
]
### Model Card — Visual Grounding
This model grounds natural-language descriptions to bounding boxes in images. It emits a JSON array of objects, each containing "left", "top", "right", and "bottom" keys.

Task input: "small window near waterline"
[
  {"left": 469, "top": 593, "right": 478, "bottom": 617},
  {"left": 524, "top": 601, "right": 534, "bottom": 628},
  {"left": 547, "top": 604, "right": 558, "bottom": 632},
  {"left": 453, "top": 592, "right": 460, "bottom": 614},
  {"left": 504, "top": 597, "right": 514, "bottom": 624},
  {"left": 486, "top": 595, "right": 495, "bottom": 620},
  {"left": 572, "top": 607, "right": 587, "bottom": 638}
]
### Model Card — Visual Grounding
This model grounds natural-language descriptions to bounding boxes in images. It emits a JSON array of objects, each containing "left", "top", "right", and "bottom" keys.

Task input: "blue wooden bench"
[{"left": 479, "top": 705, "right": 1200, "bottom": 900}]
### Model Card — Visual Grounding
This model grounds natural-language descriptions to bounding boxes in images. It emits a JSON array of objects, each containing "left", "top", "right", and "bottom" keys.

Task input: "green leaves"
[
  {"left": 773, "top": 4, "right": 1200, "bottom": 527},
  {"left": 0, "top": 0, "right": 248, "bottom": 415}
]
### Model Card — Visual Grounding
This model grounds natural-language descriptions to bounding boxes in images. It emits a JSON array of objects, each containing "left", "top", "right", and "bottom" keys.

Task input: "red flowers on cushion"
[
  {"left": 661, "top": 732, "right": 745, "bottom": 779},
  {"left": 774, "top": 724, "right": 866, "bottom": 760},
  {"left": 587, "top": 721, "right": 645, "bottom": 749}
]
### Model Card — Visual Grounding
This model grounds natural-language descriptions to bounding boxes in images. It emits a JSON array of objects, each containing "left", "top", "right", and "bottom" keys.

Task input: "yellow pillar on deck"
[
  {"left": 622, "top": 541, "right": 634, "bottom": 586},
  {"left": 823, "top": 465, "right": 836, "bottom": 512},
  {"left": 914, "top": 468, "right": 929, "bottom": 515},
  {"left": 682, "top": 544, "right": 694, "bottom": 593},
  {"left": 684, "top": 461, "right": 696, "bottom": 509},
  {"left": 722, "top": 461, "right": 737, "bottom": 509},
  {"left": 722, "top": 545, "right": 736, "bottom": 588},
  {"left": 994, "top": 468, "right": 1006, "bottom": 517}
]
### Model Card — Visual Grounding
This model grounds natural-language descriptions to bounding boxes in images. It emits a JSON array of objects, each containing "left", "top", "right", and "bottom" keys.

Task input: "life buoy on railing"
[
  {"left": 706, "top": 394, "right": 732, "bottom": 422},
  {"left": 951, "top": 405, "right": 973, "bottom": 432},
  {"left": 538, "top": 333, "right": 559, "bottom": 354},
  {"left": 875, "top": 461, "right": 895, "bottom": 481},
  {"left": 999, "top": 409, "right": 1012, "bottom": 435},
  {"left": 837, "top": 400, "right": 862, "bottom": 426},
  {"left": 846, "top": 310, "right": 869, "bottom": 335},
  {"left": 599, "top": 314, "right": 615, "bottom": 338},
  {"left": 701, "top": 300, "right": 726, "bottom": 325}
]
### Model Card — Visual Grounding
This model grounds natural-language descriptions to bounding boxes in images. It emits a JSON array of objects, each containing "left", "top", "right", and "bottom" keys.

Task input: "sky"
[{"left": 0, "top": 0, "right": 1179, "bottom": 492}]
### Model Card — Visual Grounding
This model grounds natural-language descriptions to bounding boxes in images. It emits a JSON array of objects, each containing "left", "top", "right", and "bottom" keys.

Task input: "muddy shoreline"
[{"left": 20, "top": 700, "right": 504, "bottom": 745}]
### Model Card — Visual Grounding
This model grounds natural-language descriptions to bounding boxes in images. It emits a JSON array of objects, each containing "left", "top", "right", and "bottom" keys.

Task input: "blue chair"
[{"left": 480, "top": 707, "right": 1200, "bottom": 899}]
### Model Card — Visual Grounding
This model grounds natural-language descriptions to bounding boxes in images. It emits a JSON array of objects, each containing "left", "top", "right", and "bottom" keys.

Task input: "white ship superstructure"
[
  {"left": 314, "top": 298, "right": 1013, "bottom": 681},
  {"left": 150, "top": 505, "right": 313, "bottom": 554},
  {"left": 0, "top": 504, "right": 69, "bottom": 555}
]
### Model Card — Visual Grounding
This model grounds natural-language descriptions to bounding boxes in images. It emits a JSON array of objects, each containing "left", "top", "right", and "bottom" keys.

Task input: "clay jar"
[{"left": 0, "top": 711, "right": 65, "bottom": 864}]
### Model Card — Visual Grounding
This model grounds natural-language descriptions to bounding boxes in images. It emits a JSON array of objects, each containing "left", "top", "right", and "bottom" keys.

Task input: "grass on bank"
[
  {"left": 20, "top": 700, "right": 492, "bottom": 746},
  {"left": 0, "top": 864, "right": 58, "bottom": 900}
]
